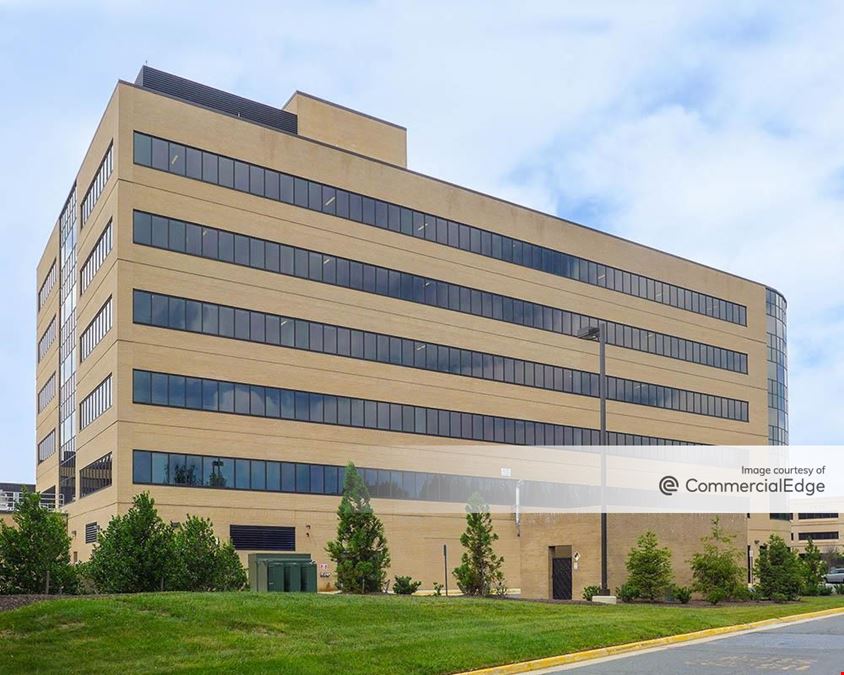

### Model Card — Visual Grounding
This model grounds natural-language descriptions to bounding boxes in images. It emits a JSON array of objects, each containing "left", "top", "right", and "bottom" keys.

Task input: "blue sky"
[{"left": 1, "top": 2, "right": 842, "bottom": 483}]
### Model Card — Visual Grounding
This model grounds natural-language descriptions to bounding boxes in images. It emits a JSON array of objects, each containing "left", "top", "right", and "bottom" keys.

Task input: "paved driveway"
[{"left": 545, "top": 613, "right": 844, "bottom": 674}]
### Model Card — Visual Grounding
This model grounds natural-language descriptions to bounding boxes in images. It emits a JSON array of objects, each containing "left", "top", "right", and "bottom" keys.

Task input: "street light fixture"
[{"left": 577, "top": 324, "right": 609, "bottom": 594}]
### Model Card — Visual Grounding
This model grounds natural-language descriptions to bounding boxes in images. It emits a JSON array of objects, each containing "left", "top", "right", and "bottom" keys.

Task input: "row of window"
[
  {"left": 37, "top": 429, "right": 56, "bottom": 463},
  {"left": 81, "top": 143, "right": 113, "bottom": 225},
  {"left": 38, "top": 316, "right": 57, "bottom": 363},
  {"left": 79, "top": 452, "right": 112, "bottom": 498},
  {"left": 79, "top": 375, "right": 112, "bottom": 430},
  {"left": 797, "top": 513, "right": 839, "bottom": 520},
  {"left": 38, "top": 260, "right": 57, "bottom": 311},
  {"left": 132, "top": 449, "right": 590, "bottom": 507},
  {"left": 133, "top": 289, "right": 749, "bottom": 422},
  {"left": 133, "top": 368, "right": 690, "bottom": 447},
  {"left": 80, "top": 298, "right": 112, "bottom": 362},
  {"left": 133, "top": 131, "right": 746, "bottom": 326},
  {"left": 80, "top": 221, "right": 112, "bottom": 293},
  {"left": 133, "top": 211, "right": 748, "bottom": 374},
  {"left": 37, "top": 372, "right": 56, "bottom": 413},
  {"left": 798, "top": 531, "right": 838, "bottom": 541}
]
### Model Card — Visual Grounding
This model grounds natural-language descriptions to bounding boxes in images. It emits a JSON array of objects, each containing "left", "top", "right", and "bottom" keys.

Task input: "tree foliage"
[
  {"left": 453, "top": 493, "right": 507, "bottom": 597},
  {"left": 0, "top": 490, "right": 74, "bottom": 594},
  {"left": 689, "top": 517, "right": 744, "bottom": 604},
  {"left": 625, "top": 531, "right": 673, "bottom": 601},
  {"left": 754, "top": 534, "right": 803, "bottom": 601},
  {"left": 172, "top": 515, "right": 246, "bottom": 591},
  {"left": 88, "top": 495, "right": 246, "bottom": 594},
  {"left": 88, "top": 492, "right": 176, "bottom": 593},
  {"left": 326, "top": 463, "right": 391, "bottom": 593},
  {"left": 800, "top": 538, "right": 826, "bottom": 594}
]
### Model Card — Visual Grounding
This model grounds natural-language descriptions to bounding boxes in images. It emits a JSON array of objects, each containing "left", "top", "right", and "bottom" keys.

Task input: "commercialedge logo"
[
  {"left": 658, "top": 475, "right": 826, "bottom": 497},
  {"left": 659, "top": 475, "right": 679, "bottom": 496}
]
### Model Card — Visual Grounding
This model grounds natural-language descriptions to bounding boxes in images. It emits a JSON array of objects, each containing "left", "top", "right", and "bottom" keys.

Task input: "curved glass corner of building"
[{"left": 766, "top": 288, "right": 788, "bottom": 445}]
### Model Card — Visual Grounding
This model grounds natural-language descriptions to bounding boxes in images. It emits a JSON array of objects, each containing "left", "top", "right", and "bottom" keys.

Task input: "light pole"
[{"left": 577, "top": 324, "right": 608, "bottom": 594}]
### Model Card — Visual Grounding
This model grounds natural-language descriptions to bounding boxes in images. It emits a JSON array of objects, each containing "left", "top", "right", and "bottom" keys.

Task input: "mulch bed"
[{"left": 0, "top": 595, "right": 55, "bottom": 612}]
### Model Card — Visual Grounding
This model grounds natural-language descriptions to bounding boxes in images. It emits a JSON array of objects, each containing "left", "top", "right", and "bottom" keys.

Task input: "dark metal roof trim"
[{"left": 135, "top": 66, "right": 297, "bottom": 135}]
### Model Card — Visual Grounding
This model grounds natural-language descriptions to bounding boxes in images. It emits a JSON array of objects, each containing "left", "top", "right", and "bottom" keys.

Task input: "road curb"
[{"left": 457, "top": 606, "right": 844, "bottom": 674}]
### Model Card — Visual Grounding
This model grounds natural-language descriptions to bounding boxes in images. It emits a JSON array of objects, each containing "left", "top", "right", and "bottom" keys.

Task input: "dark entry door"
[{"left": 552, "top": 557, "right": 572, "bottom": 600}]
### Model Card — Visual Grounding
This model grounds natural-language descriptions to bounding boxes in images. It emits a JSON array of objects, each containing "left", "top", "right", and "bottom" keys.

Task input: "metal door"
[{"left": 552, "top": 557, "right": 572, "bottom": 600}]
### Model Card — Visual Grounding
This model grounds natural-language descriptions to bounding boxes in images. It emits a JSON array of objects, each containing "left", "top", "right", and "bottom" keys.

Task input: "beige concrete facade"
[{"left": 33, "top": 69, "right": 789, "bottom": 599}]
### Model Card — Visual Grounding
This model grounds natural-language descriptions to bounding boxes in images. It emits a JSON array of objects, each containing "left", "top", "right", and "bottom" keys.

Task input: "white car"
[{"left": 824, "top": 567, "right": 844, "bottom": 584}]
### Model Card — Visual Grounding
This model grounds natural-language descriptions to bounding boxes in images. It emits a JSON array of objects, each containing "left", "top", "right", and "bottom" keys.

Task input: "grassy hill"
[{"left": 1, "top": 593, "right": 843, "bottom": 674}]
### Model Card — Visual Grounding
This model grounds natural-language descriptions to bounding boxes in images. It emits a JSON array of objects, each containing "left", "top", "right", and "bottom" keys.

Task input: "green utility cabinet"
[{"left": 249, "top": 553, "right": 317, "bottom": 593}]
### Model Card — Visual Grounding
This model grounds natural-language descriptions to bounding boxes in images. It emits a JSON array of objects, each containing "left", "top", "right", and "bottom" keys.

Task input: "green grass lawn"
[{"left": 1, "top": 594, "right": 843, "bottom": 674}]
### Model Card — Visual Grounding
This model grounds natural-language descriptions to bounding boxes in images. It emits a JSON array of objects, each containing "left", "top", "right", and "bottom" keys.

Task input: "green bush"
[
  {"left": 733, "top": 585, "right": 752, "bottom": 601},
  {"left": 582, "top": 584, "right": 602, "bottom": 601},
  {"left": 453, "top": 493, "right": 507, "bottom": 597},
  {"left": 88, "top": 493, "right": 175, "bottom": 593},
  {"left": 171, "top": 516, "right": 246, "bottom": 591},
  {"left": 689, "top": 517, "right": 744, "bottom": 604},
  {"left": 705, "top": 588, "right": 727, "bottom": 605},
  {"left": 625, "top": 531, "right": 673, "bottom": 602},
  {"left": 392, "top": 575, "right": 422, "bottom": 595},
  {"left": 672, "top": 585, "right": 691, "bottom": 604},
  {"left": 432, "top": 581, "right": 444, "bottom": 596},
  {"left": 215, "top": 541, "right": 248, "bottom": 591},
  {"left": 326, "top": 463, "right": 391, "bottom": 594},
  {"left": 836, "top": 584, "right": 844, "bottom": 595},
  {"left": 818, "top": 584, "right": 833, "bottom": 596},
  {"left": 771, "top": 591, "right": 788, "bottom": 603},
  {"left": 616, "top": 582, "right": 639, "bottom": 603},
  {"left": 754, "top": 535, "right": 802, "bottom": 601},
  {"left": 800, "top": 538, "right": 826, "bottom": 595},
  {"left": 0, "top": 490, "right": 75, "bottom": 595}
]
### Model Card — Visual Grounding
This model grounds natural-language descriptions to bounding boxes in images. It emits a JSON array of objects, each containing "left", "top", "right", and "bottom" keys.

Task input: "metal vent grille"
[
  {"left": 84, "top": 522, "right": 98, "bottom": 544},
  {"left": 135, "top": 66, "right": 298, "bottom": 135},
  {"left": 229, "top": 525, "right": 295, "bottom": 551}
]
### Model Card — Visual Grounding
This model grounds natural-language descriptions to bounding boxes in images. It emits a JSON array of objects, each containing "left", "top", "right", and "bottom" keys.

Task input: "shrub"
[
  {"left": 818, "top": 584, "right": 833, "bottom": 596},
  {"left": 453, "top": 493, "right": 507, "bottom": 597},
  {"left": 0, "top": 489, "right": 75, "bottom": 595},
  {"left": 625, "top": 531, "right": 673, "bottom": 602},
  {"left": 836, "top": 584, "right": 844, "bottom": 595},
  {"left": 616, "top": 582, "right": 639, "bottom": 603},
  {"left": 800, "top": 538, "right": 826, "bottom": 594},
  {"left": 733, "top": 585, "right": 752, "bottom": 601},
  {"left": 672, "top": 585, "right": 691, "bottom": 604},
  {"left": 171, "top": 516, "right": 246, "bottom": 591},
  {"left": 754, "top": 535, "right": 802, "bottom": 601},
  {"left": 392, "top": 575, "right": 422, "bottom": 595},
  {"left": 771, "top": 591, "right": 788, "bottom": 603},
  {"left": 88, "top": 493, "right": 175, "bottom": 593},
  {"left": 582, "top": 584, "right": 602, "bottom": 601},
  {"left": 689, "top": 517, "right": 744, "bottom": 604},
  {"left": 705, "top": 588, "right": 727, "bottom": 605},
  {"left": 432, "top": 581, "right": 444, "bottom": 596},
  {"left": 326, "top": 463, "right": 391, "bottom": 594},
  {"left": 215, "top": 541, "right": 248, "bottom": 591}
]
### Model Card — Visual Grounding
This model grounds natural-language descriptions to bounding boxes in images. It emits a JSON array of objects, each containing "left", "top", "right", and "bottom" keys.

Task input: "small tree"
[
  {"left": 88, "top": 492, "right": 175, "bottom": 593},
  {"left": 800, "top": 538, "right": 826, "bottom": 594},
  {"left": 215, "top": 542, "right": 248, "bottom": 591},
  {"left": 0, "top": 489, "right": 74, "bottom": 594},
  {"left": 625, "top": 531, "right": 673, "bottom": 601},
  {"left": 326, "top": 463, "right": 391, "bottom": 593},
  {"left": 453, "top": 493, "right": 507, "bottom": 597},
  {"left": 171, "top": 515, "right": 246, "bottom": 591},
  {"left": 755, "top": 535, "right": 802, "bottom": 601},
  {"left": 689, "top": 517, "right": 744, "bottom": 604}
]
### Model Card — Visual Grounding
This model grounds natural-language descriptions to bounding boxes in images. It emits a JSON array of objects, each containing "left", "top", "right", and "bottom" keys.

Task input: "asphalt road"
[{"left": 546, "top": 613, "right": 844, "bottom": 674}]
